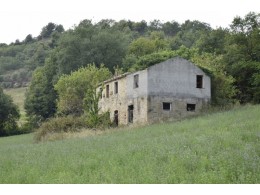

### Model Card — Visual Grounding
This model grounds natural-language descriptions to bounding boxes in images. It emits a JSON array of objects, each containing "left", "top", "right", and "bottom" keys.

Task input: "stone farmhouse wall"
[
  {"left": 98, "top": 57, "right": 211, "bottom": 126},
  {"left": 98, "top": 74, "right": 129, "bottom": 125},
  {"left": 146, "top": 57, "right": 211, "bottom": 122}
]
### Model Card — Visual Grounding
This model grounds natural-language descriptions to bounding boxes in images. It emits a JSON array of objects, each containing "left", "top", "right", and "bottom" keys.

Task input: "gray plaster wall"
[
  {"left": 126, "top": 69, "right": 148, "bottom": 99},
  {"left": 125, "top": 70, "right": 149, "bottom": 124},
  {"left": 147, "top": 57, "right": 211, "bottom": 100}
]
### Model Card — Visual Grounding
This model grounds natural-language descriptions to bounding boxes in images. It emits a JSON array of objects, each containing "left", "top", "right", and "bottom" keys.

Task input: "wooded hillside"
[{"left": 0, "top": 12, "right": 259, "bottom": 136}]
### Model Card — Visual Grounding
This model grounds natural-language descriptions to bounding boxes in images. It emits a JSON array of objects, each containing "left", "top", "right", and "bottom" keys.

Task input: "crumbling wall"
[{"left": 98, "top": 76, "right": 128, "bottom": 125}]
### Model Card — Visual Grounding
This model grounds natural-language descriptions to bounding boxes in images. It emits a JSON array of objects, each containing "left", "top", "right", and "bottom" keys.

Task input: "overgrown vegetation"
[
  {"left": 34, "top": 112, "right": 111, "bottom": 142},
  {"left": 1, "top": 12, "right": 260, "bottom": 136},
  {"left": 54, "top": 64, "right": 111, "bottom": 116},
  {"left": 4, "top": 87, "right": 27, "bottom": 125},
  {"left": 34, "top": 116, "right": 86, "bottom": 142},
  {"left": 0, "top": 105, "right": 259, "bottom": 183},
  {"left": 0, "top": 87, "right": 20, "bottom": 136},
  {"left": 0, "top": 22, "right": 64, "bottom": 88}
]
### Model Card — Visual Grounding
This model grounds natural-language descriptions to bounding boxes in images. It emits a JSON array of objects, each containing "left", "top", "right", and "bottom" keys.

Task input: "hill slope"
[{"left": 0, "top": 105, "right": 259, "bottom": 183}]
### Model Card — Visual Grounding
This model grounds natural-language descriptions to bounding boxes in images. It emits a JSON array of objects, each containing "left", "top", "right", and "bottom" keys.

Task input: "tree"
[
  {"left": 24, "top": 54, "right": 58, "bottom": 124},
  {"left": 133, "top": 20, "right": 148, "bottom": 35},
  {"left": 191, "top": 53, "right": 238, "bottom": 106},
  {"left": 54, "top": 64, "right": 111, "bottom": 116},
  {"left": 162, "top": 21, "right": 181, "bottom": 37},
  {"left": 127, "top": 33, "right": 169, "bottom": 58},
  {"left": 170, "top": 20, "right": 212, "bottom": 49},
  {"left": 40, "top": 23, "right": 64, "bottom": 39},
  {"left": 0, "top": 87, "right": 20, "bottom": 136},
  {"left": 55, "top": 24, "right": 65, "bottom": 33},
  {"left": 97, "top": 19, "right": 115, "bottom": 29},
  {"left": 227, "top": 12, "right": 260, "bottom": 62},
  {"left": 149, "top": 20, "right": 162, "bottom": 31},
  {"left": 195, "top": 28, "right": 228, "bottom": 54},
  {"left": 226, "top": 60, "right": 260, "bottom": 103},
  {"left": 84, "top": 85, "right": 102, "bottom": 127},
  {"left": 40, "top": 22, "right": 56, "bottom": 39},
  {"left": 54, "top": 23, "right": 130, "bottom": 74},
  {"left": 224, "top": 12, "right": 260, "bottom": 103},
  {"left": 24, "top": 34, "right": 34, "bottom": 44},
  {"left": 127, "top": 37, "right": 157, "bottom": 57},
  {"left": 14, "top": 39, "right": 21, "bottom": 45}
]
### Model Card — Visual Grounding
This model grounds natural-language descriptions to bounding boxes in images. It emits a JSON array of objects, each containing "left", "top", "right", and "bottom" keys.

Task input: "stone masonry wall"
[
  {"left": 98, "top": 70, "right": 149, "bottom": 126},
  {"left": 147, "top": 95, "right": 209, "bottom": 123},
  {"left": 98, "top": 76, "right": 129, "bottom": 125},
  {"left": 98, "top": 57, "right": 211, "bottom": 126}
]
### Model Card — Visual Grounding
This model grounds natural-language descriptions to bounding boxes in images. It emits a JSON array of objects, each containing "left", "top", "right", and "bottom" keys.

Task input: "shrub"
[
  {"left": 34, "top": 116, "right": 86, "bottom": 142},
  {"left": 86, "top": 111, "right": 112, "bottom": 129},
  {"left": 54, "top": 64, "right": 111, "bottom": 116}
]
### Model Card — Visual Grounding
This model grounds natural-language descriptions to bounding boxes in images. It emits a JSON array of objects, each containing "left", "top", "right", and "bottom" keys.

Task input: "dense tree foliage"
[
  {"left": 52, "top": 20, "right": 131, "bottom": 74},
  {"left": 0, "top": 22, "right": 64, "bottom": 88},
  {"left": 225, "top": 12, "right": 260, "bottom": 103},
  {"left": 24, "top": 54, "right": 58, "bottom": 125},
  {"left": 0, "top": 87, "right": 20, "bottom": 136},
  {"left": 0, "top": 12, "right": 259, "bottom": 130},
  {"left": 54, "top": 64, "right": 111, "bottom": 115}
]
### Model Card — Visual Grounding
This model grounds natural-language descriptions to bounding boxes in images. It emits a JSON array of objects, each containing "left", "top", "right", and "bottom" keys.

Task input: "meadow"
[{"left": 0, "top": 104, "right": 259, "bottom": 183}]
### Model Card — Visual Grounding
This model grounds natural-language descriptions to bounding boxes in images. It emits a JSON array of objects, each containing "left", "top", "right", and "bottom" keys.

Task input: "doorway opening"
[
  {"left": 128, "top": 105, "right": 134, "bottom": 123},
  {"left": 114, "top": 110, "right": 119, "bottom": 126}
]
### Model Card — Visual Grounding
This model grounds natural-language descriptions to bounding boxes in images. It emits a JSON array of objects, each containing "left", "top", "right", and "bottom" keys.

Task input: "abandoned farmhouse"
[{"left": 98, "top": 57, "right": 211, "bottom": 125}]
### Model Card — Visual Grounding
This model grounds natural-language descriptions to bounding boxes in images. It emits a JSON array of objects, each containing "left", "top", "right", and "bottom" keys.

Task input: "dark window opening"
[
  {"left": 163, "top": 102, "right": 171, "bottom": 111},
  {"left": 114, "top": 110, "right": 119, "bottom": 126},
  {"left": 187, "top": 104, "right": 196, "bottom": 111},
  {"left": 114, "top": 82, "right": 118, "bottom": 94},
  {"left": 99, "top": 87, "right": 103, "bottom": 99},
  {"left": 134, "top": 74, "right": 139, "bottom": 88},
  {"left": 128, "top": 105, "right": 134, "bottom": 123},
  {"left": 196, "top": 75, "right": 203, "bottom": 88},
  {"left": 106, "top": 84, "right": 109, "bottom": 98}
]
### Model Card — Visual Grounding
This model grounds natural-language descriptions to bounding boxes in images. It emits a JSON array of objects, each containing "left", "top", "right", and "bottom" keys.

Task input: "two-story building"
[{"left": 98, "top": 57, "right": 211, "bottom": 125}]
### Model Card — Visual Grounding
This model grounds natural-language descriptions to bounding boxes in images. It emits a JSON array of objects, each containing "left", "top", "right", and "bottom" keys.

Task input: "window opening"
[
  {"left": 106, "top": 84, "right": 109, "bottom": 98},
  {"left": 187, "top": 104, "right": 196, "bottom": 111},
  {"left": 196, "top": 75, "right": 203, "bottom": 88},
  {"left": 134, "top": 74, "right": 139, "bottom": 88},
  {"left": 114, "top": 81, "right": 118, "bottom": 94},
  {"left": 99, "top": 87, "right": 103, "bottom": 99},
  {"left": 114, "top": 110, "right": 119, "bottom": 126},
  {"left": 163, "top": 102, "right": 171, "bottom": 111},
  {"left": 128, "top": 105, "right": 134, "bottom": 123}
]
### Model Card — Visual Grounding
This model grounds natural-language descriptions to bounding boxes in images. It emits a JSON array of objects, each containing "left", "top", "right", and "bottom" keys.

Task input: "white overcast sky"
[{"left": 0, "top": 0, "right": 259, "bottom": 44}]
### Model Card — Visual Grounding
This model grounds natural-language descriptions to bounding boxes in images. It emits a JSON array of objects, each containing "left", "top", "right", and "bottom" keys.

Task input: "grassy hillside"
[{"left": 0, "top": 105, "right": 259, "bottom": 184}]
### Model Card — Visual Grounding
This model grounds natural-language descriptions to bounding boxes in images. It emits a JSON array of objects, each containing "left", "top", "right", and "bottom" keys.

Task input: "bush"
[
  {"left": 34, "top": 116, "right": 86, "bottom": 142},
  {"left": 86, "top": 111, "right": 112, "bottom": 129},
  {"left": 54, "top": 64, "right": 112, "bottom": 116}
]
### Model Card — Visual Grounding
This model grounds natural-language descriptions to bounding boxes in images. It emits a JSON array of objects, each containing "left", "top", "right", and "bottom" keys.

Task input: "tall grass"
[
  {"left": 34, "top": 116, "right": 86, "bottom": 142},
  {"left": 0, "top": 105, "right": 259, "bottom": 183}
]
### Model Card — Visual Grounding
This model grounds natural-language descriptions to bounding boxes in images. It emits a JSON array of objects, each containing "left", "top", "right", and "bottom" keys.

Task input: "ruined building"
[{"left": 98, "top": 57, "right": 211, "bottom": 125}]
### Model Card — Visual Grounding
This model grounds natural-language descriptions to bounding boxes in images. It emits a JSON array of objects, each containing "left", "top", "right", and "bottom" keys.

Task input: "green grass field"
[{"left": 0, "top": 105, "right": 259, "bottom": 184}]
